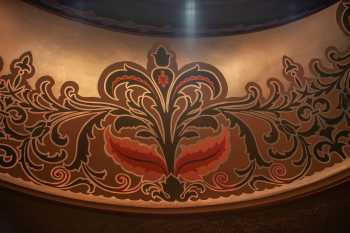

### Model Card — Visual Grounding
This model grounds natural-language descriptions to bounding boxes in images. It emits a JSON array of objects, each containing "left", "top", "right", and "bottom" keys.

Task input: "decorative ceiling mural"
[
  {"left": 0, "top": 1, "right": 349, "bottom": 213},
  {"left": 24, "top": 0, "right": 338, "bottom": 36}
]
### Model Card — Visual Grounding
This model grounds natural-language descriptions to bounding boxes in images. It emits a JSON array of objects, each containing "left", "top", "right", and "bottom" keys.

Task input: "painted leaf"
[
  {"left": 173, "top": 66, "right": 222, "bottom": 98},
  {"left": 104, "top": 128, "right": 168, "bottom": 181},
  {"left": 103, "top": 65, "right": 154, "bottom": 100},
  {"left": 174, "top": 128, "right": 230, "bottom": 181}
]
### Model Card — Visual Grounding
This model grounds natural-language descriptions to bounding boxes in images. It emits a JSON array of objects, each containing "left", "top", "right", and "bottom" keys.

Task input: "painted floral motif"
[
  {"left": 101, "top": 46, "right": 232, "bottom": 185},
  {"left": 0, "top": 2, "right": 349, "bottom": 205}
]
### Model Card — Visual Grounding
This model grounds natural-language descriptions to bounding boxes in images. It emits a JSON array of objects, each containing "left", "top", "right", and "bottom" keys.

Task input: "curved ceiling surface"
[
  {"left": 24, "top": 0, "right": 338, "bottom": 36},
  {"left": 0, "top": 0, "right": 349, "bottom": 214}
]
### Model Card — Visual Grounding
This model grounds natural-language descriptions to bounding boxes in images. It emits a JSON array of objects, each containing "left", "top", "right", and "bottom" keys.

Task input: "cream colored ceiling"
[{"left": 0, "top": 1, "right": 347, "bottom": 98}]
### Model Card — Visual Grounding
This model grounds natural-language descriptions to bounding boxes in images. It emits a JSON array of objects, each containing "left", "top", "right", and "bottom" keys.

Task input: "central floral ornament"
[{"left": 102, "top": 46, "right": 232, "bottom": 192}]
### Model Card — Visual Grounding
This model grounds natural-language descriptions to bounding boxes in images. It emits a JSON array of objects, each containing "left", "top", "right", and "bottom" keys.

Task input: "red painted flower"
[{"left": 158, "top": 70, "right": 170, "bottom": 88}]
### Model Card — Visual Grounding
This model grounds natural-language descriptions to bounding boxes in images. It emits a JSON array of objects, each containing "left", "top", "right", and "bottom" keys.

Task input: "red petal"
[
  {"left": 174, "top": 128, "right": 230, "bottom": 181},
  {"left": 104, "top": 128, "right": 168, "bottom": 181}
]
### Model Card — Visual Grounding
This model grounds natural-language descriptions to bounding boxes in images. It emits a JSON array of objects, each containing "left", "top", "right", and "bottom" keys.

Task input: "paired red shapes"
[{"left": 104, "top": 128, "right": 230, "bottom": 181}]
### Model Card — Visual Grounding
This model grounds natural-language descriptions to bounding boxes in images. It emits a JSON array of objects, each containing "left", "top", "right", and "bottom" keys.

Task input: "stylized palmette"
[{"left": 0, "top": 1, "right": 349, "bottom": 202}]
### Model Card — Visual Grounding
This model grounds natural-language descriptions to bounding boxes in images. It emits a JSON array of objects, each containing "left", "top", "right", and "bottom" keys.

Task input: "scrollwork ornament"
[{"left": 0, "top": 2, "right": 349, "bottom": 207}]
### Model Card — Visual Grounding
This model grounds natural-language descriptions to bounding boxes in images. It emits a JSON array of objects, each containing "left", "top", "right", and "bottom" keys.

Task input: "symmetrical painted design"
[{"left": 0, "top": 1, "right": 349, "bottom": 212}]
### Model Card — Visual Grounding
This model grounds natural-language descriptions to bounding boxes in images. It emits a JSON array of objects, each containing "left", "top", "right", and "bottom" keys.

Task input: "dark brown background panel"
[{"left": 0, "top": 181, "right": 350, "bottom": 233}]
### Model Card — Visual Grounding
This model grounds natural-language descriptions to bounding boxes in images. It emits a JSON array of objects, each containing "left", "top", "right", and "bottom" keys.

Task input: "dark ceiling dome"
[{"left": 24, "top": 0, "right": 338, "bottom": 36}]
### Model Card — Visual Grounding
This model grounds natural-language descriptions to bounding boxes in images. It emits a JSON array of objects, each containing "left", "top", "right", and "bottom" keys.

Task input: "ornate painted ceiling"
[{"left": 0, "top": 0, "right": 349, "bottom": 213}]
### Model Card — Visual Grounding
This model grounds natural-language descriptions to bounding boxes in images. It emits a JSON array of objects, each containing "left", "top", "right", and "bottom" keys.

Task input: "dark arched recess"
[{"left": 24, "top": 0, "right": 338, "bottom": 36}]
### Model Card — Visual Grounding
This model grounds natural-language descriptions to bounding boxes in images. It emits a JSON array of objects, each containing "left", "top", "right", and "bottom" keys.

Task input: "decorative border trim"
[{"left": 0, "top": 159, "right": 350, "bottom": 214}]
